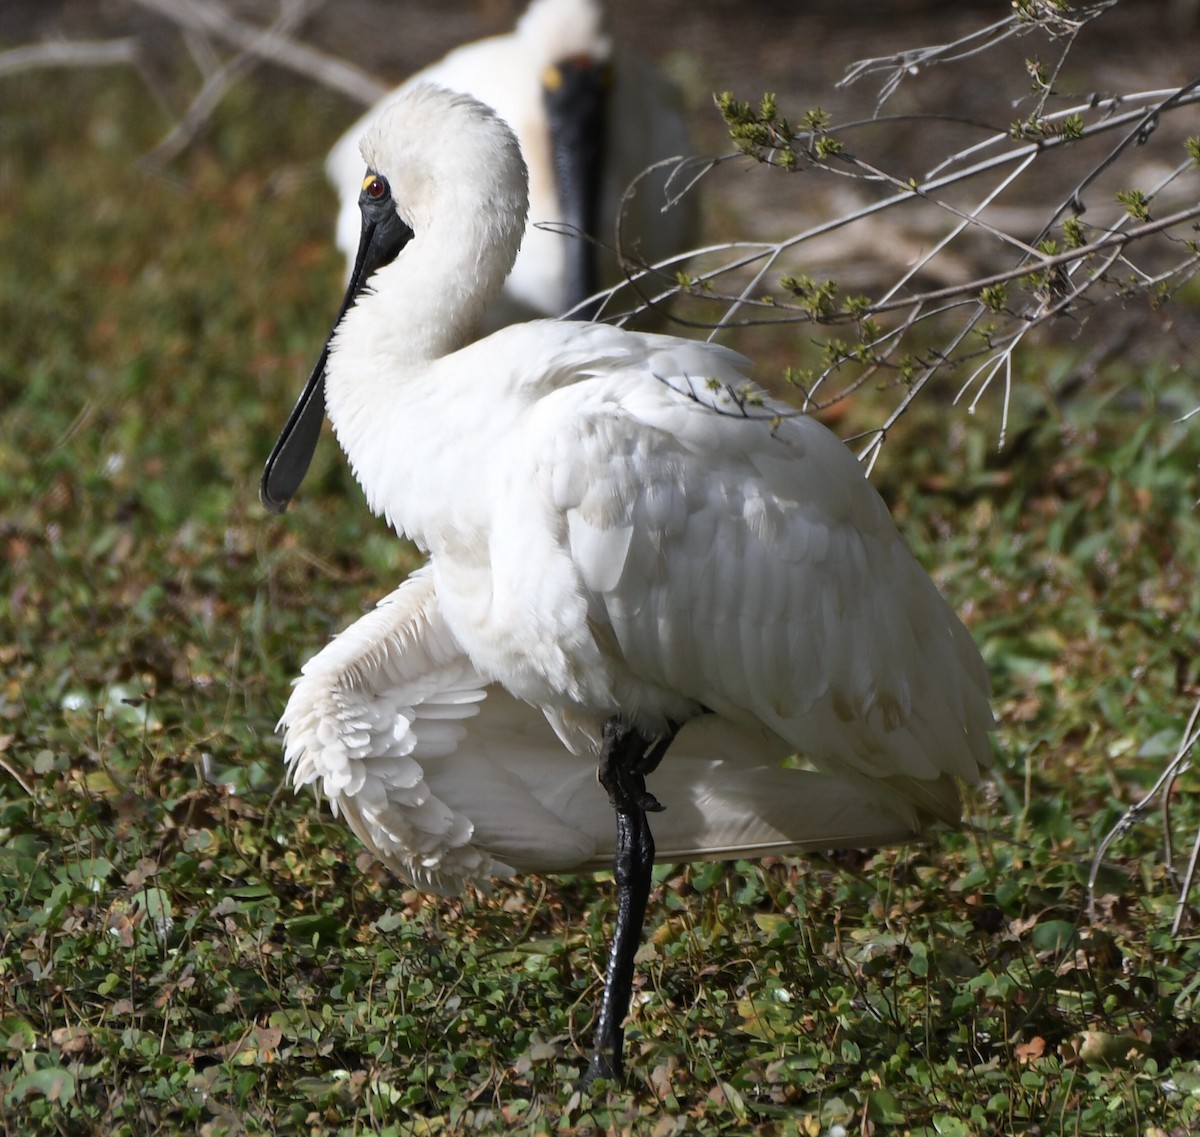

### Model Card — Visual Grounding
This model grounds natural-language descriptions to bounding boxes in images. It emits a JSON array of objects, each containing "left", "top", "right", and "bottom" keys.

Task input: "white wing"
[
  {"left": 281, "top": 562, "right": 953, "bottom": 894},
  {"left": 281, "top": 564, "right": 596, "bottom": 893},
  {"left": 517, "top": 323, "right": 995, "bottom": 822}
]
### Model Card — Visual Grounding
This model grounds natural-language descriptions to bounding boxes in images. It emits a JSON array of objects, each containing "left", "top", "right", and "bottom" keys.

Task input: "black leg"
[{"left": 580, "top": 719, "right": 678, "bottom": 1090}]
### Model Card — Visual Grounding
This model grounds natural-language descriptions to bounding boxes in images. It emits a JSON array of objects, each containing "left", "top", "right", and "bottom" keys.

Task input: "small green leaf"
[
  {"left": 1030, "top": 920, "right": 1079, "bottom": 954},
  {"left": 0, "top": 1015, "right": 37, "bottom": 1053},
  {"left": 1115, "top": 188, "right": 1150, "bottom": 221},
  {"left": 9, "top": 1067, "right": 77, "bottom": 1104}
]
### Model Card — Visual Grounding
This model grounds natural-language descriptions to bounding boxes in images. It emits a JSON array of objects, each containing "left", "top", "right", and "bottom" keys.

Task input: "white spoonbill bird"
[
  {"left": 325, "top": 0, "right": 694, "bottom": 325},
  {"left": 261, "top": 85, "right": 994, "bottom": 1087}
]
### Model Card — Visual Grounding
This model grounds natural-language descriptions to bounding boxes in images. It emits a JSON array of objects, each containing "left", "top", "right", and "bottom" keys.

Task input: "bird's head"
[{"left": 259, "top": 85, "right": 530, "bottom": 514}]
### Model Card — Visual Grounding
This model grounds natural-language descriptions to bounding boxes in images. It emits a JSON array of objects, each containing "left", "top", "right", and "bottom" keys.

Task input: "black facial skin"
[{"left": 260, "top": 174, "right": 415, "bottom": 514}]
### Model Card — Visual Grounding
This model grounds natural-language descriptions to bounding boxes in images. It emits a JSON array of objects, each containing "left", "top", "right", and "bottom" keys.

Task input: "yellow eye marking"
[
  {"left": 361, "top": 173, "right": 377, "bottom": 192},
  {"left": 542, "top": 65, "right": 563, "bottom": 91}
]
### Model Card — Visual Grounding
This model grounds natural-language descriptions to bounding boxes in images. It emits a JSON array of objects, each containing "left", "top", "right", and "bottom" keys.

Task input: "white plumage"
[
  {"left": 263, "top": 83, "right": 993, "bottom": 1083},
  {"left": 276, "top": 81, "right": 994, "bottom": 888},
  {"left": 325, "top": 0, "right": 694, "bottom": 323}
]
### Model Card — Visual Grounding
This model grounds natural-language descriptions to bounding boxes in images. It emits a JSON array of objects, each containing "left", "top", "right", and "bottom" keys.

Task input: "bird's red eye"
[{"left": 366, "top": 175, "right": 388, "bottom": 200}]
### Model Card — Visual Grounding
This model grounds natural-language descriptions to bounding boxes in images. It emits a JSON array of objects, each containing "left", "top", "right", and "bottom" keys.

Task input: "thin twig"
[
  {"left": 1087, "top": 697, "right": 1200, "bottom": 925},
  {"left": 840, "top": 2, "right": 1121, "bottom": 110},
  {"left": 142, "top": 0, "right": 318, "bottom": 166},
  {"left": 0, "top": 755, "right": 34, "bottom": 798},
  {"left": 641, "top": 82, "right": 1200, "bottom": 340},
  {"left": 129, "top": 0, "right": 388, "bottom": 105}
]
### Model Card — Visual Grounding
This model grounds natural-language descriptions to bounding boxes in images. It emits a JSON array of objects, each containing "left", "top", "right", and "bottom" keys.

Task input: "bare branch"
[
  {"left": 839, "top": 16, "right": 1027, "bottom": 109},
  {"left": 1088, "top": 696, "right": 1200, "bottom": 928},
  {"left": 840, "top": 1, "right": 1122, "bottom": 110},
  {"left": 871, "top": 205, "right": 1200, "bottom": 316},
  {"left": 141, "top": 0, "right": 321, "bottom": 167},
  {"left": 0, "top": 37, "right": 139, "bottom": 78},
  {"left": 128, "top": 0, "right": 388, "bottom": 105}
]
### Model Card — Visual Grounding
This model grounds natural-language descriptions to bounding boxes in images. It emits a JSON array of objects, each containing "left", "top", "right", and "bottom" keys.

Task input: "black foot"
[{"left": 598, "top": 719, "right": 677, "bottom": 814}]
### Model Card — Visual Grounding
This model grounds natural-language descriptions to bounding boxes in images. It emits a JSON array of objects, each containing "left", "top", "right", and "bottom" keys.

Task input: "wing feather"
[
  {"left": 281, "top": 565, "right": 599, "bottom": 893},
  {"left": 524, "top": 326, "right": 993, "bottom": 821},
  {"left": 281, "top": 557, "right": 956, "bottom": 894}
]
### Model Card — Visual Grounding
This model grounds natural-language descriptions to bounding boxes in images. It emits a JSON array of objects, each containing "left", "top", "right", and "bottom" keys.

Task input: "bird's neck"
[
  {"left": 348, "top": 233, "right": 498, "bottom": 361},
  {"left": 321, "top": 219, "right": 520, "bottom": 537}
]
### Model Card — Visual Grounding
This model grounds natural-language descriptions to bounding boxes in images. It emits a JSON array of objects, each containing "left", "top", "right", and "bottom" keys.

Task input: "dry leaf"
[{"left": 1015, "top": 1035, "right": 1045, "bottom": 1064}]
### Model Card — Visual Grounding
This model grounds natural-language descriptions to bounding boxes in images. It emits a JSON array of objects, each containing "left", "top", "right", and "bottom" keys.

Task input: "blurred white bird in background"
[
  {"left": 325, "top": 0, "right": 696, "bottom": 326},
  {"left": 262, "top": 85, "right": 994, "bottom": 1088}
]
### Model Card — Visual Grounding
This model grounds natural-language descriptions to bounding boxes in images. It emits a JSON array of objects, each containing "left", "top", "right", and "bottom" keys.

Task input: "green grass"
[{"left": 2, "top": 69, "right": 1200, "bottom": 1136}]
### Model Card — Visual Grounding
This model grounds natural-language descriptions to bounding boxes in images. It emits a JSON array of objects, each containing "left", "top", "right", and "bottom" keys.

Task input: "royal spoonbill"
[
  {"left": 261, "top": 85, "right": 994, "bottom": 1087},
  {"left": 325, "top": 0, "right": 694, "bottom": 325}
]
